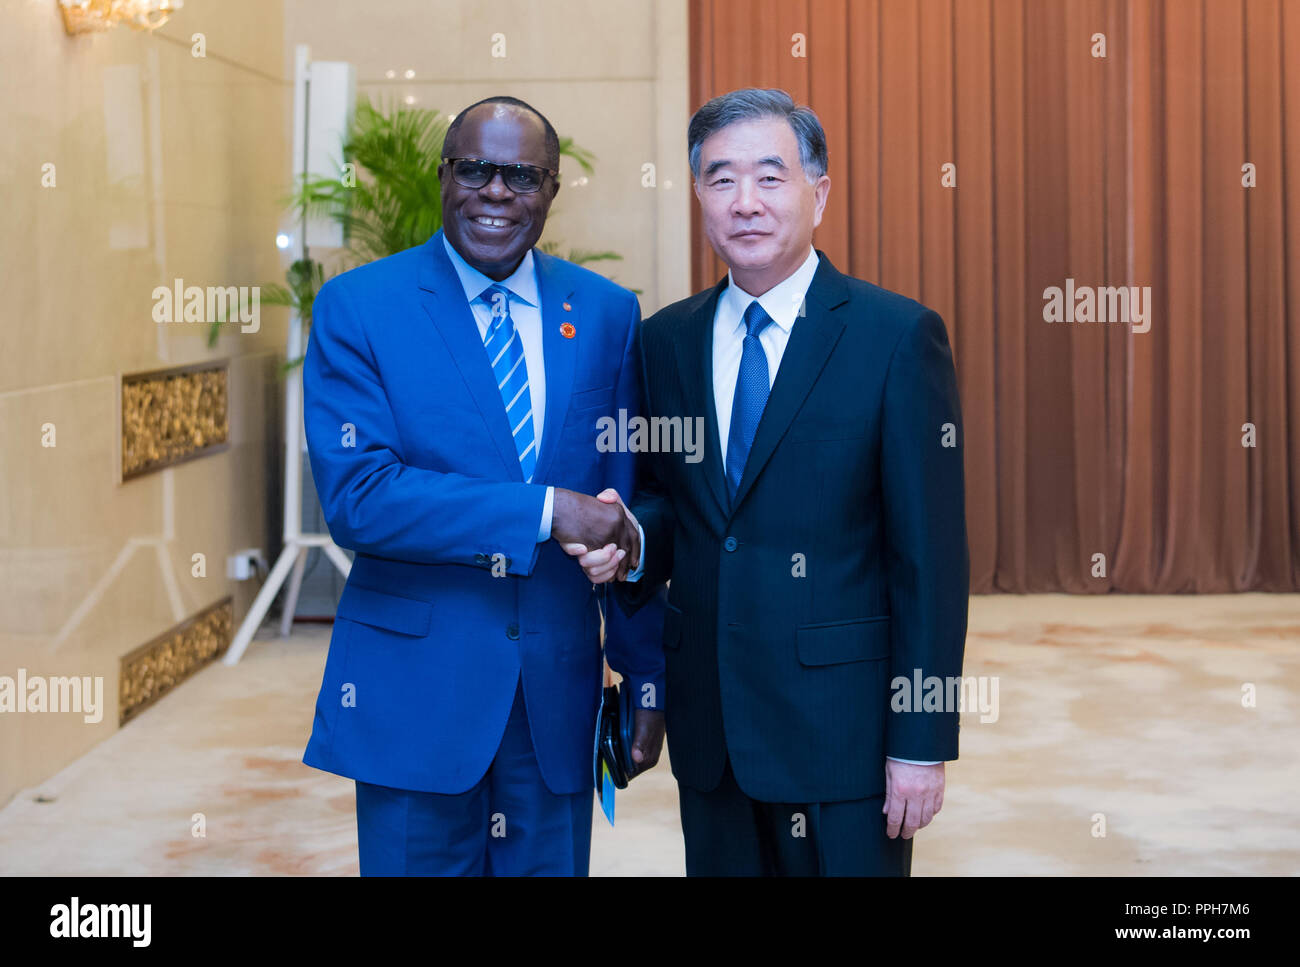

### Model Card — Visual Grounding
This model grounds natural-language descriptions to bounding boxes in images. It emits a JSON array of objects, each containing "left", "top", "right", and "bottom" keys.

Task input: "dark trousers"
[
  {"left": 355, "top": 676, "right": 593, "bottom": 876},
  {"left": 678, "top": 758, "right": 913, "bottom": 876}
]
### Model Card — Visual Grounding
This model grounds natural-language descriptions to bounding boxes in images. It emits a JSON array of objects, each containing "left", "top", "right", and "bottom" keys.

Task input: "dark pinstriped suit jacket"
[{"left": 619, "top": 252, "right": 969, "bottom": 803}]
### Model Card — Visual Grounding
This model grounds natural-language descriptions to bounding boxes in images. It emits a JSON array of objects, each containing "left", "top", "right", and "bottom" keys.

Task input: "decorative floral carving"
[
  {"left": 122, "top": 365, "right": 228, "bottom": 479},
  {"left": 120, "top": 598, "right": 232, "bottom": 724}
]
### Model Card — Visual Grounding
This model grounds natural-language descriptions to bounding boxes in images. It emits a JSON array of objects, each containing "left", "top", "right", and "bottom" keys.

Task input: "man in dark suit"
[
  {"left": 302, "top": 96, "right": 664, "bottom": 876},
  {"left": 566, "top": 88, "right": 968, "bottom": 876}
]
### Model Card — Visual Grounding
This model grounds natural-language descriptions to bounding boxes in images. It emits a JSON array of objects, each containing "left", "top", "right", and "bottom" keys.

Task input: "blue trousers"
[{"left": 355, "top": 676, "right": 593, "bottom": 876}]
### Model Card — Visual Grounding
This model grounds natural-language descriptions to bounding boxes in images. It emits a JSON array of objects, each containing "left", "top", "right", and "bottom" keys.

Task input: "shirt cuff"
[
  {"left": 887, "top": 757, "right": 941, "bottom": 766},
  {"left": 624, "top": 517, "right": 646, "bottom": 581},
  {"left": 537, "top": 486, "right": 554, "bottom": 542}
]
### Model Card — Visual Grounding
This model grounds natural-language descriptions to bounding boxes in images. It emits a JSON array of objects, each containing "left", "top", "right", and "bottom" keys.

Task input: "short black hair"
[{"left": 443, "top": 96, "right": 560, "bottom": 170}]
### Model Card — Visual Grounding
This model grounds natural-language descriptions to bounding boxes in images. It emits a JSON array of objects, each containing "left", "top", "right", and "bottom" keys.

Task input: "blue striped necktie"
[
  {"left": 479, "top": 283, "right": 537, "bottom": 483},
  {"left": 726, "top": 300, "right": 775, "bottom": 498}
]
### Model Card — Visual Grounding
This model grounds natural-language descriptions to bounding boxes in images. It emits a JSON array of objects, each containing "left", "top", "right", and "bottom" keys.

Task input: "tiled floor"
[{"left": 1, "top": 594, "right": 1296, "bottom": 875}]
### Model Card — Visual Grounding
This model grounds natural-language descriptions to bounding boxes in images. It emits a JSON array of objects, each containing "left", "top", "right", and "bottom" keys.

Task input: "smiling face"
[
  {"left": 693, "top": 117, "right": 830, "bottom": 296},
  {"left": 438, "top": 104, "right": 559, "bottom": 281}
]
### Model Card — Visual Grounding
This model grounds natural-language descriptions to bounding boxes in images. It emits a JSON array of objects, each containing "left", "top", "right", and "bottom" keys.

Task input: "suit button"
[
  {"left": 474, "top": 553, "right": 488, "bottom": 565},
  {"left": 723, "top": 536, "right": 738, "bottom": 552},
  {"left": 506, "top": 623, "right": 520, "bottom": 640}
]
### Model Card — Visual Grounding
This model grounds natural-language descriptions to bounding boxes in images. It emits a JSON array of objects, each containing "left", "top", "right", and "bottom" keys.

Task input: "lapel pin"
[
  {"left": 560, "top": 322, "right": 576, "bottom": 339},
  {"left": 562, "top": 301, "right": 572, "bottom": 311}
]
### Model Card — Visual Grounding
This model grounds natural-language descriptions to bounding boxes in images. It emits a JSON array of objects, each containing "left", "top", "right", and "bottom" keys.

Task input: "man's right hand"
[{"left": 551, "top": 488, "right": 640, "bottom": 580}]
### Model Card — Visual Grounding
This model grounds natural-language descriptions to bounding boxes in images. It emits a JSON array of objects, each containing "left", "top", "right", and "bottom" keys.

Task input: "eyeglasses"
[{"left": 443, "top": 157, "right": 556, "bottom": 194}]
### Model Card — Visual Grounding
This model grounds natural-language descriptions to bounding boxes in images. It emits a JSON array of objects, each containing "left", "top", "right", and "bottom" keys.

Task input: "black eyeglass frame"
[{"left": 441, "top": 157, "right": 558, "bottom": 194}]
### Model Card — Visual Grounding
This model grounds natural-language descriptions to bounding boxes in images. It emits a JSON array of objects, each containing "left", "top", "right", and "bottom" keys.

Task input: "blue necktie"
[
  {"left": 726, "top": 300, "right": 775, "bottom": 498},
  {"left": 480, "top": 284, "right": 537, "bottom": 483}
]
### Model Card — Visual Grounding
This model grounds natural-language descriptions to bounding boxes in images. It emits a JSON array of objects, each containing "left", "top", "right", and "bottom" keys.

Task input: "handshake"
[{"left": 551, "top": 488, "right": 639, "bottom": 583}]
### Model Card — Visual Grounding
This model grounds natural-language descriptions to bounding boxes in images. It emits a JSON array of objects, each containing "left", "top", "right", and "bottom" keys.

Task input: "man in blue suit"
[
  {"left": 302, "top": 96, "right": 665, "bottom": 876},
  {"left": 571, "top": 89, "right": 969, "bottom": 876}
]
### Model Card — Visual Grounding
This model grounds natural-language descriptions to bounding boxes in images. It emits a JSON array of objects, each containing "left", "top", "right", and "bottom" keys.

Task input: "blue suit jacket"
[{"left": 302, "top": 230, "right": 665, "bottom": 796}]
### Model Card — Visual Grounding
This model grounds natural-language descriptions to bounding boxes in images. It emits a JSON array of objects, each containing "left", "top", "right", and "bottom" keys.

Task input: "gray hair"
[{"left": 687, "top": 88, "right": 828, "bottom": 182}]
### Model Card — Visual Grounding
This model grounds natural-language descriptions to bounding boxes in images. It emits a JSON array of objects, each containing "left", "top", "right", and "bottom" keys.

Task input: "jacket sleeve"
[
  {"left": 612, "top": 313, "right": 676, "bottom": 616},
  {"left": 303, "top": 276, "right": 548, "bottom": 574},
  {"left": 879, "top": 309, "right": 970, "bottom": 761},
  {"left": 600, "top": 292, "right": 666, "bottom": 709}
]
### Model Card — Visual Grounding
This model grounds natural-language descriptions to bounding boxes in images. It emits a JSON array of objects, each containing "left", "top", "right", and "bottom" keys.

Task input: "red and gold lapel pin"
[{"left": 560, "top": 321, "right": 576, "bottom": 339}]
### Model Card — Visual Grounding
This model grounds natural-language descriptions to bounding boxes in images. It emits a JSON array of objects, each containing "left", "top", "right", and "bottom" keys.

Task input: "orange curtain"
[{"left": 689, "top": 0, "right": 1300, "bottom": 592}]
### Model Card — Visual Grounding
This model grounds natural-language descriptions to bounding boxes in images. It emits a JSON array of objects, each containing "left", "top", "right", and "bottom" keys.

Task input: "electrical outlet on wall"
[{"left": 226, "top": 548, "right": 266, "bottom": 580}]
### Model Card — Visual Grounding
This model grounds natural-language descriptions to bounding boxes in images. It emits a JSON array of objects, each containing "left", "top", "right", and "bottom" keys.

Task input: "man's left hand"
[
  {"left": 882, "top": 760, "right": 945, "bottom": 839},
  {"left": 630, "top": 708, "right": 665, "bottom": 770}
]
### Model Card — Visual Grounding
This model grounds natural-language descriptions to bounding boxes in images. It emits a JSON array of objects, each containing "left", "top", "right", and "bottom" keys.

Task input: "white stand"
[{"left": 224, "top": 45, "right": 354, "bottom": 665}]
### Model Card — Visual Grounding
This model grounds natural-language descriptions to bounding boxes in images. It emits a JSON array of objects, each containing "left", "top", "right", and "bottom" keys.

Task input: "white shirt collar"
[
  {"left": 721, "top": 246, "right": 820, "bottom": 334},
  {"left": 442, "top": 233, "right": 540, "bottom": 308}
]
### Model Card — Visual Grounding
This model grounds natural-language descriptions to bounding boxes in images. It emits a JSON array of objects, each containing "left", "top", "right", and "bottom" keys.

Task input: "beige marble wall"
[
  {"left": 0, "top": 0, "right": 290, "bottom": 805},
  {"left": 282, "top": 0, "right": 692, "bottom": 313}
]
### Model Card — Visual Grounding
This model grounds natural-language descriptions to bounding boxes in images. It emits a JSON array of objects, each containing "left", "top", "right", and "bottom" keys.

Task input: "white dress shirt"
[
  {"left": 713, "top": 246, "right": 821, "bottom": 456},
  {"left": 443, "top": 236, "right": 553, "bottom": 539}
]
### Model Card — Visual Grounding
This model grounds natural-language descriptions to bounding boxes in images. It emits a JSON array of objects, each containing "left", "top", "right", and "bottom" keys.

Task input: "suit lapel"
[
  {"left": 673, "top": 279, "right": 730, "bottom": 520},
  {"left": 531, "top": 250, "right": 577, "bottom": 486},
  {"left": 416, "top": 230, "right": 522, "bottom": 480},
  {"left": 729, "top": 253, "right": 850, "bottom": 513}
]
